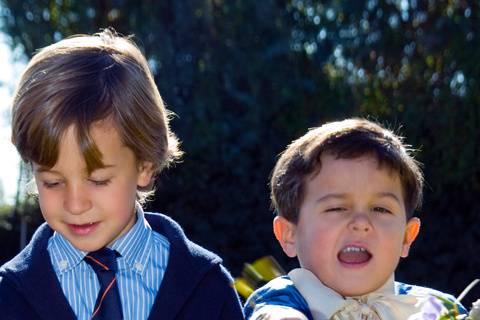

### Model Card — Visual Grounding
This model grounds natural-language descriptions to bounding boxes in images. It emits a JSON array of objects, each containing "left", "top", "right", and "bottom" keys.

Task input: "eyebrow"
[
  {"left": 315, "top": 194, "right": 348, "bottom": 204},
  {"left": 315, "top": 192, "right": 402, "bottom": 205},
  {"left": 376, "top": 192, "right": 402, "bottom": 205}
]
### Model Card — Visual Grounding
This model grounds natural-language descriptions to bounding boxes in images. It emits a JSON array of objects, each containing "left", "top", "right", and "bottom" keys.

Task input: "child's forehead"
[
  {"left": 86, "top": 119, "right": 120, "bottom": 137},
  {"left": 42, "top": 120, "right": 125, "bottom": 172},
  {"left": 309, "top": 153, "right": 404, "bottom": 192},
  {"left": 61, "top": 119, "right": 119, "bottom": 141}
]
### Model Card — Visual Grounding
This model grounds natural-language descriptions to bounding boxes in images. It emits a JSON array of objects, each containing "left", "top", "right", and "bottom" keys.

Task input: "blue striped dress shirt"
[{"left": 47, "top": 207, "right": 170, "bottom": 320}]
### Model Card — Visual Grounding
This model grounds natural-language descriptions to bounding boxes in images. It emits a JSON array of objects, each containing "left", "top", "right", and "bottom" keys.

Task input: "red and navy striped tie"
[{"left": 84, "top": 248, "right": 123, "bottom": 319}]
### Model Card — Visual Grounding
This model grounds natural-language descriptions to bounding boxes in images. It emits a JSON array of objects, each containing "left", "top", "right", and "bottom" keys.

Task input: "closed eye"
[
  {"left": 43, "top": 181, "right": 61, "bottom": 189},
  {"left": 89, "top": 179, "right": 111, "bottom": 186}
]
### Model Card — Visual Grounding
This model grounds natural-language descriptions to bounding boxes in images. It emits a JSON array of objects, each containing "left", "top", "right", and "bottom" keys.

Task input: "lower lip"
[
  {"left": 338, "top": 254, "right": 372, "bottom": 269},
  {"left": 339, "top": 260, "right": 371, "bottom": 269},
  {"left": 67, "top": 222, "right": 99, "bottom": 236}
]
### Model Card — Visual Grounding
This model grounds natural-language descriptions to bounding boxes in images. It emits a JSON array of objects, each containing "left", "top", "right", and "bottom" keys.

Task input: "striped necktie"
[{"left": 84, "top": 248, "right": 123, "bottom": 319}]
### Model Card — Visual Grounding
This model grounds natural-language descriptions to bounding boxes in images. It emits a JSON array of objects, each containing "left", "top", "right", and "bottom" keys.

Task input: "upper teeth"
[{"left": 343, "top": 246, "right": 366, "bottom": 253}]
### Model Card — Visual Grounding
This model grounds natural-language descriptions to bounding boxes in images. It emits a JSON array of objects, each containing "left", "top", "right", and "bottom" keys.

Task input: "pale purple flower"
[
  {"left": 409, "top": 296, "right": 444, "bottom": 320},
  {"left": 421, "top": 297, "right": 444, "bottom": 320}
]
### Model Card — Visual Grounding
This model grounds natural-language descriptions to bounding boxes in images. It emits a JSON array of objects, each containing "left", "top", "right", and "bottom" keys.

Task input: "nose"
[
  {"left": 64, "top": 183, "right": 92, "bottom": 215},
  {"left": 348, "top": 213, "right": 372, "bottom": 233}
]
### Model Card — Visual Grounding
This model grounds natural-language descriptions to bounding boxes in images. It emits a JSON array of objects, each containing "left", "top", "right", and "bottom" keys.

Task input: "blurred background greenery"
[{"left": 0, "top": 0, "right": 478, "bottom": 307}]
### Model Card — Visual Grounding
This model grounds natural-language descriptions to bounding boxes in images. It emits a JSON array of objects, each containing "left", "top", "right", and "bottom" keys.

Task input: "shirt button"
[
  {"left": 58, "top": 260, "right": 68, "bottom": 271},
  {"left": 134, "top": 262, "right": 144, "bottom": 272}
]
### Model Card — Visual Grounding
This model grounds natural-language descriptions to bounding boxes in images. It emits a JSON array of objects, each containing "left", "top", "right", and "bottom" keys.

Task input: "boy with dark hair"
[
  {"left": 0, "top": 29, "right": 243, "bottom": 319},
  {"left": 244, "top": 118, "right": 466, "bottom": 320}
]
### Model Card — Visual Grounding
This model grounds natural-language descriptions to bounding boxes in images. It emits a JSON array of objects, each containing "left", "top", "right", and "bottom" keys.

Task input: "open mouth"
[
  {"left": 68, "top": 222, "right": 99, "bottom": 235},
  {"left": 338, "top": 246, "right": 372, "bottom": 265}
]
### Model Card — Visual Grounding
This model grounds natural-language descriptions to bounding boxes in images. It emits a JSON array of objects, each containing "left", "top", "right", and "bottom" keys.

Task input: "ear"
[
  {"left": 401, "top": 217, "right": 421, "bottom": 258},
  {"left": 273, "top": 216, "right": 298, "bottom": 258},
  {"left": 137, "top": 161, "right": 155, "bottom": 187}
]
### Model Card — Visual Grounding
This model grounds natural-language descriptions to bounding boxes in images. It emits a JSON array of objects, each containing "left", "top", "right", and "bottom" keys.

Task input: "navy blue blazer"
[{"left": 0, "top": 212, "right": 244, "bottom": 319}]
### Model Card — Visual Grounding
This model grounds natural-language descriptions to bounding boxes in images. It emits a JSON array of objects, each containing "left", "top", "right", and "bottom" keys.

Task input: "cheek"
[
  {"left": 99, "top": 182, "right": 138, "bottom": 210},
  {"left": 378, "top": 222, "right": 407, "bottom": 253},
  {"left": 37, "top": 187, "right": 52, "bottom": 205},
  {"left": 37, "top": 191, "right": 60, "bottom": 220},
  {"left": 298, "top": 216, "right": 338, "bottom": 243},
  {"left": 296, "top": 221, "right": 335, "bottom": 263}
]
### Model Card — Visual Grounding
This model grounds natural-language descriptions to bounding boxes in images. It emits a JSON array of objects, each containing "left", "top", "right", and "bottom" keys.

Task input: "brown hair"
[
  {"left": 270, "top": 118, "right": 423, "bottom": 223},
  {"left": 11, "top": 29, "right": 182, "bottom": 199}
]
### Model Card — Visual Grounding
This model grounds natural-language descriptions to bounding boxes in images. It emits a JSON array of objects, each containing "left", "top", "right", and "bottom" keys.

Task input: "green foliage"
[
  {"left": 0, "top": 203, "right": 13, "bottom": 230},
  {"left": 433, "top": 295, "right": 464, "bottom": 320},
  {"left": 1, "top": 0, "right": 479, "bottom": 307},
  {"left": 0, "top": 200, "right": 42, "bottom": 265}
]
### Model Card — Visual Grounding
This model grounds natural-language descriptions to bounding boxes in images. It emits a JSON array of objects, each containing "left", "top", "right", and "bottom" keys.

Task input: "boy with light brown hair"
[
  {"left": 0, "top": 29, "right": 243, "bottom": 320},
  {"left": 245, "top": 118, "right": 466, "bottom": 320}
]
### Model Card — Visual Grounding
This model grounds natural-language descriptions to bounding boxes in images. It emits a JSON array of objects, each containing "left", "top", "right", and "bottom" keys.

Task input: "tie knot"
[{"left": 84, "top": 247, "right": 119, "bottom": 273}]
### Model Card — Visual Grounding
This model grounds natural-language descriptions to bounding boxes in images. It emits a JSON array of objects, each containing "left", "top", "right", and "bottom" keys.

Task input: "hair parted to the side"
[
  {"left": 270, "top": 118, "right": 424, "bottom": 223},
  {"left": 11, "top": 28, "right": 182, "bottom": 203}
]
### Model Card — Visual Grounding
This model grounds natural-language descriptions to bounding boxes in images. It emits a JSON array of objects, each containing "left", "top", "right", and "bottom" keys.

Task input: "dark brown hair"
[
  {"left": 270, "top": 118, "right": 423, "bottom": 223},
  {"left": 11, "top": 29, "right": 182, "bottom": 199}
]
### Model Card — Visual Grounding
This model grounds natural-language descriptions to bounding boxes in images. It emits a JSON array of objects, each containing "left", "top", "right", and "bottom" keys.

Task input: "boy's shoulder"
[
  {"left": 395, "top": 281, "right": 452, "bottom": 297},
  {"left": 395, "top": 281, "right": 467, "bottom": 314},
  {"left": 144, "top": 212, "right": 223, "bottom": 266},
  {"left": 395, "top": 281, "right": 459, "bottom": 302},
  {"left": 0, "top": 222, "right": 52, "bottom": 276},
  {"left": 0, "top": 212, "right": 243, "bottom": 319},
  {"left": 244, "top": 277, "right": 466, "bottom": 320},
  {"left": 0, "top": 212, "right": 224, "bottom": 282},
  {"left": 0, "top": 222, "right": 77, "bottom": 319},
  {"left": 140, "top": 212, "right": 244, "bottom": 318},
  {"left": 244, "top": 275, "right": 313, "bottom": 320}
]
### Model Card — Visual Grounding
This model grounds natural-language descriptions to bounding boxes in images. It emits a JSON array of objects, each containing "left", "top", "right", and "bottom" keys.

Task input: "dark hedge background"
[{"left": 0, "top": 0, "right": 479, "bottom": 308}]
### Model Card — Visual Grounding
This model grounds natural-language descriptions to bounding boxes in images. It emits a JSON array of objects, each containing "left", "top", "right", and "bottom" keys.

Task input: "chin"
[{"left": 334, "top": 283, "right": 378, "bottom": 297}]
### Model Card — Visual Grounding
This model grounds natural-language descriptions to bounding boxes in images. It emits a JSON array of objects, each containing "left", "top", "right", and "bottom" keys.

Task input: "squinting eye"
[
  {"left": 325, "top": 207, "right": 346, "bottom": 213},
  {"left": 90, "top": 179, "right": 111, "bottom": 186},
  {"left": 373, "top": 207, "right": 392, "bottom": 214}
]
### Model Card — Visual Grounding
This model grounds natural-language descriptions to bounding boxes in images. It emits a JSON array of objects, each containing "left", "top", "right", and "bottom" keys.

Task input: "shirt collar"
[
  {"left": 48, "top": 230, "right": 85, "bottom": 274},
  {"left": 288, "top": 268, "right": 420, "bottom": 320},
  {"left": 48, "top": 204, "right": 153, "bottom": 276},
  {"left": 110, "top": 205, "right": 153, "bottom": 275}
]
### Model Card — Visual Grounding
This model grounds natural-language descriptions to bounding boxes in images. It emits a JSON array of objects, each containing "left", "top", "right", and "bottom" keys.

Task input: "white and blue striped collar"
[
  {"left": 48, "top": 204, "right": 153, "bottom": 276},
  {"left": 110, "top": 205, "right": 152, "bottom": 275}
]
